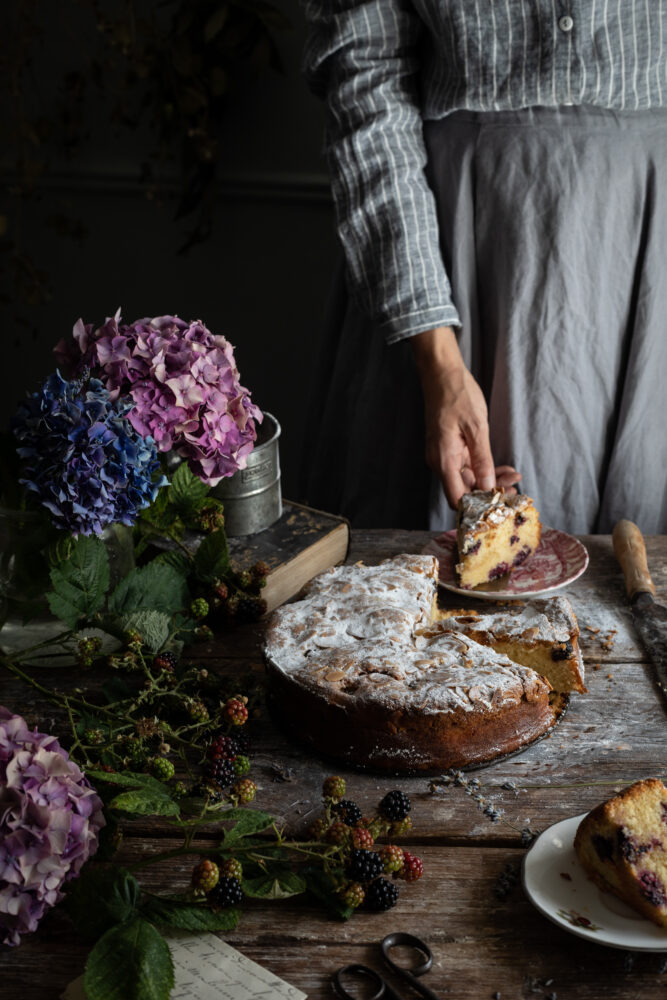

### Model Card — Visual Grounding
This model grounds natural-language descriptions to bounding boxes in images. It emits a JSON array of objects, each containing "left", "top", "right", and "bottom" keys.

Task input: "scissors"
[{"left": 333, "top": 931, "right": 440, "bottom": 1000}]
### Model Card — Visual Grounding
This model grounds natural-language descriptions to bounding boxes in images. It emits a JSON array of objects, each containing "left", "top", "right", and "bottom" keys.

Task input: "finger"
[
  {"left": 463, "top": 420, "right": 496, "bottom": 492},
  {"left": 459, "top": 447, "right": 477, "bottom": 490},
  {"left": 495, "top": 466, "right": 522, "bottom": 488}
]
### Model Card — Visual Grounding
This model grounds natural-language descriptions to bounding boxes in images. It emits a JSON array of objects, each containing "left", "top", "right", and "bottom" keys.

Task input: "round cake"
[{"left": 264, "top": 554, "right": 563, "bottom": 772}]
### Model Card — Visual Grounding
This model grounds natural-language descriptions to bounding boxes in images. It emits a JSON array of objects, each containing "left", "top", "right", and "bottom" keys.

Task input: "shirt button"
[{"left": 558, "top": 14, "right": 574, "bottom": 32}]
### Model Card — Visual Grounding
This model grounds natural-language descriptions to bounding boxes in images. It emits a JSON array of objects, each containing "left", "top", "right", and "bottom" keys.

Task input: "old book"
[{"left": 228, "top": 500, "right": 350, "bottom": 613}]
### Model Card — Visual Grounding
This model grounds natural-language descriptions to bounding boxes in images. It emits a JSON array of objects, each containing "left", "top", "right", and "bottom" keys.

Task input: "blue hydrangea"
[{"left": 12, "top": 371, "right": 166, "bottom": 536}]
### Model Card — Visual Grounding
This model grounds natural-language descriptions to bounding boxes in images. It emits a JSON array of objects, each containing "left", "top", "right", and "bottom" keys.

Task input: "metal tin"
[{"left": 210, "top": 412, "right": 282, "bottom": 536}]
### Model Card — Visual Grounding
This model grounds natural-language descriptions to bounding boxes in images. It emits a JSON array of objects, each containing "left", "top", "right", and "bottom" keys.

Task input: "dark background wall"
[{"left": 1, "top": 0, "right": 338, "bottom": 500}]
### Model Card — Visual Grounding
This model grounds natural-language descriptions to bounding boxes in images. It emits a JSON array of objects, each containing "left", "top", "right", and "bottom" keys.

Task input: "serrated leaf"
[
  {"left": 64, "top": 867, "right": 140, "bottom": 942},
  {"left": 108, "top": 788, "right": 180, "bottom": 817},
  {"left": 47, "top": 535, "right": 109, "bottom": 626},
  {"left": 222, "top": 808, "right": 274, "bottom": 844},
  {"left": 107, "top": 562, "right": 188, "bottom": 616},
  {"left": 242, "top": 869, "right": 307, "bottom": 899},
  {"left": 142, "top": 898, "right": 239, "bottom": 931},
  {"left": 115, "top": 610, "right": 171, "bottom": 653},
  {"left": 87, "top": 769, "right": 172, "bottom": 793},
  {"left": 169, "top": 461, "right": 210, "bottom": 514},
  {"left": 193, "top": 528, "right": 230, "bottom": 583},
  {"left": 152, "top": 549, "right": 192, "bottom": 575},
  {"left": 85, "top": 917, "right": 174, "bottom": 1000}
]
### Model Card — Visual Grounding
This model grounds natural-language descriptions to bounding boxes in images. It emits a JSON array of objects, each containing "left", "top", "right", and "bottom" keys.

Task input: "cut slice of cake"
[
  {"left": 422, "top": 596, "right": 586, "bottom": 693},
  {"left": 456, "top": 488, "right": 541, "bottom": 589},
  {"left": 574, "top": 779, "right": 667, "bottom": 927}
]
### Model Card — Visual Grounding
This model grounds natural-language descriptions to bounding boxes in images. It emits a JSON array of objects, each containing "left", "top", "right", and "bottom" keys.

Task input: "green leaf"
[
  {"left": 152, "top": 549, "right": 192, "bottom": 576},
  {"left": 305, "top": 867, "right": 353, "bottom": 920},
  {"left": 108, "top": 563, "right": 188, "bottom": 616},
  {"left": 222, "top": 808, "right": 274, "bottom": 844},
  {"left": 108, "top": 788, "right": 180, "bottom": 818},
  {"left": 87, "top": 769, "right": 169, "bottom": 791},
  {"left": 242, "top": 869, "right": 307, "bottom": 900},
  {"left": 142, "top": 898, "right": 240, "bottom": 931},
  {"left": 193, "top": 528, "right": 230, "bottom": 583},
  {"left": 204, "top": 4, "right": 229, "bottom": 43},
  {"left": 47, "top": 535, "right": 109, "bottom": 627},
  {"left": 115, "top": 610, "right": 172, "bottom": 653},
  {"left": 63, "top": 867, "right": 140, "bottom": 942},
  {"left": 85, "top": 917, "right": 174, "bottom": 1000},
  {"left": 169, "top": 461, "right": 210, "bottom": 514}
]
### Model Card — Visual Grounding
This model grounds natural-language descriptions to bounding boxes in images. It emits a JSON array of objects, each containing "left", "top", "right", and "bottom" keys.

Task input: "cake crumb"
[
  {"left": 593, "top": 664, "right": 601, "bottom": 671},
  {"left": 607, "top": 673, "right": 613, "bottom": 680}
]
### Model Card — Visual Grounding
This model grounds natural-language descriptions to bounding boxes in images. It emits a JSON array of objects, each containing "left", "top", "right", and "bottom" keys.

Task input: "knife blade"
[{"left": 612, "top": 519, "right": 667, "bottom": 709}]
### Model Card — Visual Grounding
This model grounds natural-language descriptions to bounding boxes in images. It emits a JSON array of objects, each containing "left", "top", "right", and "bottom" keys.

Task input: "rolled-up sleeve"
[{"left": 303, "top": 0, "right": 461, "bottom": 344}]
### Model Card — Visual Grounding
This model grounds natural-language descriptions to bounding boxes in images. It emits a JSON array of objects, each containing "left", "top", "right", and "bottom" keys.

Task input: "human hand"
[{"left": 410, "top": 326, "right": 521, "bottom": 509}]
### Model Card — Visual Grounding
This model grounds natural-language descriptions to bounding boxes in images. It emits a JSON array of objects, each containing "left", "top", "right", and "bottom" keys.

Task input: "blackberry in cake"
[
  {"left": 424, "top": 596, "right": 586, "bottom": 693},
  {"left": 456, "top": 489, "right": 541, "bottom": 589},
  {"left": 574, "top": 779, "right": 667, "bottom": 927}
]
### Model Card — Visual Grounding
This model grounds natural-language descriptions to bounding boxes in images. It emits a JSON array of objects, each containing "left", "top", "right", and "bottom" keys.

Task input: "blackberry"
[
  {"left": 390, "top": 816, "right": 413, "bottom": 837},
  {"left": 185, "top": 697, "right": 209, "bottom": 724},
  {"left": 551, "top": 641, "right": 574, "bottom": 662},
  {"left": 208, "top": 735, "right": 239, "bottom": 761},
  {"left": 191, "top": 780, "right": 225, "bottom": 803},
  {"left": 346, "top": 849, "right": 384, "bottom": 883},
  {"left": 191, "top": 859, "right": 219, "bottom": 893},
  {"left": 153, "top": 651, "right": 178, "bottom": 672},
  {"left": 398, "top": 852, "right": 424, "bottom": 882},
  {"left": 379, "top": 790, "right": 411, "bottom": 822},
  {"left": 333, "top": 799, "right": 363, "bottom": 826},
  {"left": 236, "top": 597, "right": 266, "bottom": 622},
  {"left": 82, "top": 728, "right": 105, "bottom": 746},
  {"left": 327, "top": 821, "right": 351, "bottom": 846},
  {"left": 190, "top": 598, "right": 210, "bottom": 619},
  {"left": 307, "top": 817, "right": 329, "bottom": 841},
  {"left": 207, "top": 758, "right": 236, "bottom": 786},
  {"left": 209, "top": 876, "right": 244, "bottom": 908},
  {"left": 322, "top": 776, "right": 346, "bottom": 801},
  {"left": 365, "top": 878, "right": 399, "bottom": 911}
]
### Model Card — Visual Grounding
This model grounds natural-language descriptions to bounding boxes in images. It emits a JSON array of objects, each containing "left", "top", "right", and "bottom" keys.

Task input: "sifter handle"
[{"left": 612, "top": 519, "right": 656, "bottom": 602}]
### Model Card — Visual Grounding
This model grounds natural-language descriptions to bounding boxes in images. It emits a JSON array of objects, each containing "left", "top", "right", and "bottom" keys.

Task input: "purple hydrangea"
[
  {"left": 54, "top": 311, "right": 262, "bottom": 486},
  {"left": 0, "top": 707, "right": 105, "bottom": 946},
  {"left": 12, "top": 371, "right": 166, "bottom": 536}
]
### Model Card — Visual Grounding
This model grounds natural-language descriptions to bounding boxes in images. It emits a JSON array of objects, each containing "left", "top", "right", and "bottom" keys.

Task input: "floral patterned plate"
[
  {"left": 423, "top": 527, "right": 589, "bottom": 600},
  {"left": 522, "top": 813, "right": 667, "bottom": 951}
]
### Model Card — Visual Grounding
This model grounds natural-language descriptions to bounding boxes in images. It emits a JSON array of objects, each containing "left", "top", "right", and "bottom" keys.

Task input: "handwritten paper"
[{"left": 61, "top": 930, "right": 307, "bottom": 1000}]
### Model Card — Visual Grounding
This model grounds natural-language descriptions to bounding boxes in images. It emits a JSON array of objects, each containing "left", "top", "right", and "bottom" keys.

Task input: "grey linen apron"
[{"left": 300, "top": 105, "right": 667, "bottom": 534}]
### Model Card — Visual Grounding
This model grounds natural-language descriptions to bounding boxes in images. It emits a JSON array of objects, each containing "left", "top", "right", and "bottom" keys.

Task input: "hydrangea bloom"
[
  {"left": 54, "top": 312, "right": 262, "bottom": 485},
  {"left": 0, "top": 707, "right": 105, "bottom": 946},
  {"left": 12, "top": 371, "right": 166, "bottom": 536}
]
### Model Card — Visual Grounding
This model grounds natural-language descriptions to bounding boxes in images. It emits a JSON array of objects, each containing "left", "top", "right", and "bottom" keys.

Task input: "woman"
[{"left": 299, "top": 2, "right": 667, "bottom": 534}]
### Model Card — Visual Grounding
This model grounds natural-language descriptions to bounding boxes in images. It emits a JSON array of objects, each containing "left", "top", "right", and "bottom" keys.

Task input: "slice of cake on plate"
[
  {"left": 456, "top": 488, "right": 541, "bottom": 589},
  {"left": 421, "top": 596, "right": 586, "bottom": 693},
  {"left": 574, "top": 779, "right": 667, "bottom": 927}
]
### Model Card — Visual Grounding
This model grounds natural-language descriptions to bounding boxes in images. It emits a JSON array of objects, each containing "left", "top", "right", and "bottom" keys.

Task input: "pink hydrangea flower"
[
  {"left": 0, "top": 707, "right": 105, "bottom": 946},
  {"left": 54, "top": 311, "right": 262, "bottom": 485}
]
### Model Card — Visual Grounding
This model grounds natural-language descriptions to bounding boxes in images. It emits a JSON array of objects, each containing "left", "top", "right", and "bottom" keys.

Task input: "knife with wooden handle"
[{"left": 612, "top": 519, "right": 667, "bottom": 709}]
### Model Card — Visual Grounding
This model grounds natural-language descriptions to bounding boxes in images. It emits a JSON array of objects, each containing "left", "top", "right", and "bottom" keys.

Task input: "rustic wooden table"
[{"left": 2, "top": 531, "right": 667, "bottom": 999}]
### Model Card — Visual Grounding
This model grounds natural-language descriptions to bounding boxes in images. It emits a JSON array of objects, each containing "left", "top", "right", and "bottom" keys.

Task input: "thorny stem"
[{"left": 128, "top": 838, "right": 340, "bottom": 872}]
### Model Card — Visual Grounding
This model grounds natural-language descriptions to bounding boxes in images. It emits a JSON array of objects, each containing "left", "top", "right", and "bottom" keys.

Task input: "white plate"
[
  {"left": 522, "top": 813, "right": 667, "bottom": 951},
  {"left": 423, "top": 527, "right": 589, "bottom": 600}
]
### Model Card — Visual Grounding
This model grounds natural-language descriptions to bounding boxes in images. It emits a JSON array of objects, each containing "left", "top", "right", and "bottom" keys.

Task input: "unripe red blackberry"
[
  {"left": 340, "top": 882, "right": 365, "bottom": 909},
  {"left": 149, "top": 756, "right": 175, "bottom": 782},
  {"left": 380, "top": 845, "right": 405, "bottom": 874},
  {"left": 322, "top": 776, "right": 346, "bottom": 802},
  {"left": 397, "top": 852, "right": 424, "bottom": 882},
  {"left": 365, "top": 878, "right": 399, "bottom": 911},
  {"left": 224, "top": 698, "right": 248, "bottom": 726},
  {"left": 327, "top": 821, "right": 351, "bottom": 846},
  {"left": 219, "top": 858, "right": 243, "bottom": 880},
  {"left": 213, "top": 581, "right": 229, "bottom": 602},
  {"left": 209, "top": 876, "right": 243, "bottom": 908},
  {"left": 233, "top": 779, "right": 257, "bottom": 803},
  {"left": 191, "top": 859, "right": 219, "bottom": 893},
  {"left": 352, "top": 827, "right": 374, "bottom": 850},
  {"left": 252, "top": 560, "right": 271, "bottom": 580},
  {"left": 153, "top": 650, "right": 178, "bottom": 673},
  {"left": 185, "top": 697, "right": 209, "bottom": 724},
  {"left": 307, "top": 817, "right": 329, "bottom": 841},
  {"left": 208, "top": 734, "right": 239, "bottom": 761},
  {"left": 236, "top": 569, "right": 253, "bottom": 590}
]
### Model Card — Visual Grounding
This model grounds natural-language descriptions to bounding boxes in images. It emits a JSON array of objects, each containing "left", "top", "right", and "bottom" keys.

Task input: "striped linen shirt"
[{"left": 304, "top": 1, "right": 667, "bottom": 343}]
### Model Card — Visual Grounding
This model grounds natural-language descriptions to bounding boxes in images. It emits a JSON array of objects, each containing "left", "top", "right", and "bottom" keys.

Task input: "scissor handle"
[
  {"left": 381, "top": 933, "right": 439, "bottom": 1000},
  {"left": 333, "top": 964, "right": 386, "bottom": 1000}
]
